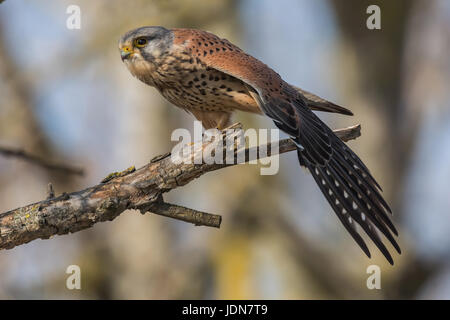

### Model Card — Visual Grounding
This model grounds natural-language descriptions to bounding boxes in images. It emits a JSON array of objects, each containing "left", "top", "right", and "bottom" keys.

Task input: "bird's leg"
[{"left": 217, "top": 123, "right": 245, "bottom": 163}]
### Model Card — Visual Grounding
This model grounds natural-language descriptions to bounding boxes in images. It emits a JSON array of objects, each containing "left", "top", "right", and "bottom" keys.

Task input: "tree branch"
[
  {"left": 0, "top": 124, "right": 361, "bottom": 250},
  {"left": 0, "top": 145, "right": 84, "bottom": 176}
]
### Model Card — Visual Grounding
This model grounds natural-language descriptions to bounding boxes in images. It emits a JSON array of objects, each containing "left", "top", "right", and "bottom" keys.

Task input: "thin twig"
[
  {"left": 46, "top": 183, "right": 55, "bottom": 200},
  {"left": 0, "top": 146, "right": 84, "bottom": 176},
  {"left": 144, "top": 195, "right": 221, "bottom": 228}
]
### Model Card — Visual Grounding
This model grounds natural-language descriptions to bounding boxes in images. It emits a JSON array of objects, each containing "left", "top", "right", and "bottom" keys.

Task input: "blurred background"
[{"left": 0, "top": 0, "right": 449, "bottom": 299}]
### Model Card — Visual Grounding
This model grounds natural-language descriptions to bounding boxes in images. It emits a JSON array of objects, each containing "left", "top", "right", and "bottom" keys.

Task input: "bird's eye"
[{"left": 134, "top": 38, "right": 148, "bottom": 47}]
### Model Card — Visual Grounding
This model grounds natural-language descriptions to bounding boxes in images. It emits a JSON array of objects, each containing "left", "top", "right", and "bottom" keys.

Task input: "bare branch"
[
  {"left": 145, "top": 195, "right": 222, "bottom": 228},
  {"left": 0, "top": 124, "right": 360, "bottom": 250},
  {"left": 0, "top": 146, "right": 84, "bottom": 176}
]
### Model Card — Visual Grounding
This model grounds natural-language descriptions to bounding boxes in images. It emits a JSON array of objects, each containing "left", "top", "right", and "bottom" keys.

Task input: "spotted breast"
[{"left": 151, "top": 44, "right": 260, "bottom": 116}]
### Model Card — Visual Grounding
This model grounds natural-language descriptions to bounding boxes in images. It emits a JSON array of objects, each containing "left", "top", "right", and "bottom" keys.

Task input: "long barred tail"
[
  {"left": 298, "top": 131, "right": 401, "bottom": 264},
  {"left": 257, "top": 83, "right": 400, "bottom": 263}
]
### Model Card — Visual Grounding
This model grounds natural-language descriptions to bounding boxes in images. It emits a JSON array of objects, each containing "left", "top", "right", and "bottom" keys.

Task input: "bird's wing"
[
  {"left": 172, "top": 29, "right": 350, "bottom": 116},
  {"left": 172, "top": 28, "right": 284, "bottom": 95},
  {"left": 173, "top": 29, "right": 400, "bottom": 264},
  {"left": 291, "top": 85, "right": 354, "bottom": 116}
]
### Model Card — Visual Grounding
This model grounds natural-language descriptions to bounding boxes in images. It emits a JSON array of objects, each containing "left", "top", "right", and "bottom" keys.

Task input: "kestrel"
[{"left": 119, "top": 26, "right": 400, "bottom": 264}]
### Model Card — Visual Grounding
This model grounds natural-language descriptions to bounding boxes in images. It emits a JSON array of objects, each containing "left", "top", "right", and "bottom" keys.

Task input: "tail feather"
[
  {"left": 304, "top": 151, "right": 397, "bottom": 265},
  {"left": 304, "top": 151, "right": 371, "bottom": 258},
  {"left": 290, "top": 88, "right": 400, "bottom": 263},
  {"left": 339, "top": 144, "right": 385, "bottom": 193},
  {"left": 291, "top": 85, "right": 354, "bottom": 116},
  {"left": 331, "top": 155, "right": 398, "bottom": 237},
  {"left": 333, "top": 148, "right": 390, "bottom": 212},
  {"left": 298, "top": 125, "right": 400, "bottom": 264},
  {"left": 327, "top": 158, "right": 400, "bottom": 256}
]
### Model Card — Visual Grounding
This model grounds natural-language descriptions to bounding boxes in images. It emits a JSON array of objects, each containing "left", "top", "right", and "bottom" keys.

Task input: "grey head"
[{"left": 119, "top": 26, "right": 173, "bottom": 63}]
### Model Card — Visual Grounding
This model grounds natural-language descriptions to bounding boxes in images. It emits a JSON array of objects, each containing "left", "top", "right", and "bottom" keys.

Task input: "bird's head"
[
  {"left": 119, "top": 26, "right": 173, "bottom": 62},
  {"left": 119, "top": 26, "right": 173, "bottom": 84}
]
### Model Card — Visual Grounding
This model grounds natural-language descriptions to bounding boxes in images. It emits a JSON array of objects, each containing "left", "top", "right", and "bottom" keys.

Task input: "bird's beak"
[{"left": 120, "top": 46, "right": 134, "bottom": 61}]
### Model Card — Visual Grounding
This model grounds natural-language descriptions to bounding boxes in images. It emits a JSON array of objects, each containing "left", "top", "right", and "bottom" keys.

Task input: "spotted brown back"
[{"left": 172, "top": 28, "right": 286, "bottom": 102}]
